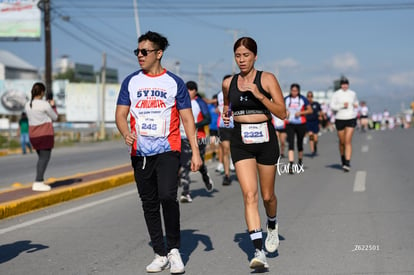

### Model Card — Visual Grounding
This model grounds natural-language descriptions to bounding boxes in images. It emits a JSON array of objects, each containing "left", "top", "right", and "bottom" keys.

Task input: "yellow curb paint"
[
  {"left": 0, "top": 164, "right": 131, "bottom": 195},
  {"left": 0, "top": 171, "right": 134, "bottom": 220},
  {"left": 0, "top": 151, "right": 214, "bottom": 219},
  {"left": 12, "top": 183, "right": 23, "bottom": 188}
]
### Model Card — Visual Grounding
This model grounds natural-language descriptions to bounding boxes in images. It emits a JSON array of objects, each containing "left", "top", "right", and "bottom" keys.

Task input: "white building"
[{"left": 0, "top": 50, "right": 39, "bottom": 80}]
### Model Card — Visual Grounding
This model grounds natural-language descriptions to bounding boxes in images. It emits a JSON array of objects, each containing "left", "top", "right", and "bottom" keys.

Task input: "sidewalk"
[{"left": 0, "top": 164, "right": 134, "bottom": 220}]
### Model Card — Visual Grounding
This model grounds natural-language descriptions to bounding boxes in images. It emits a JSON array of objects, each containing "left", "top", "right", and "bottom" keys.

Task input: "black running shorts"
[
  {"left": 335, "top": 118, "right": 357, "bottom": 131},
  {"left": 230, "top": 120, "right": 279, "bottom": 165}
]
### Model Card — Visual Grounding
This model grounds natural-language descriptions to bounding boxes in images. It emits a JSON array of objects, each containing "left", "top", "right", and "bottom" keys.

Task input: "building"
[{"left": 0, "top": 50, "right": 40, "bottom": 80}]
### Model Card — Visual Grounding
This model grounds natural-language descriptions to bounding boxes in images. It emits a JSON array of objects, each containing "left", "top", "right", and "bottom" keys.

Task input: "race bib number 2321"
[{"left": 241, "top": 122, "right": 269, "bottom": 144}]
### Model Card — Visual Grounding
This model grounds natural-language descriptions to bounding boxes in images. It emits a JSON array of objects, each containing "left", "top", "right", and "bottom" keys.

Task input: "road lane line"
[
  {"left": 0, "top": 190, "right": 136, "bottom": 235},
  {"left": 361, "top": 145, "right": 369, "bottom": 153},
  {"left": 353, "top": 171, "right": 367, "bottom": 192},
  {"left": 366, "top": 135, "right": 372, "bottom": 140}
]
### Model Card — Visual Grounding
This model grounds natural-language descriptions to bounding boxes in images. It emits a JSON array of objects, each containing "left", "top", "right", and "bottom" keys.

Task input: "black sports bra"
[{"left": 228, "top": 71, "right": 271, "bottom": 116}]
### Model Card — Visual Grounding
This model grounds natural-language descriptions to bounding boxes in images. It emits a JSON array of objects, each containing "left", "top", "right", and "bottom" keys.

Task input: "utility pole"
[
  {"left": 133, "top": 0, "right": 141, "bottom": 38},
  {"left": 43, "top": 0, "right": 53, "bottom": 99},
  {"left": 198, "top": 64, "right": 204, "bottom": 94},
  {"left": 100, "top": 53, "right": 107, "bottom": 140},
  {"left": 226, "top": 29, "right": 240, "bottom": 74}
]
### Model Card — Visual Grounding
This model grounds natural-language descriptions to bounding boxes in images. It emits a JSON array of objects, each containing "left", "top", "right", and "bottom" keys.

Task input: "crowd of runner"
[{"left": 114, "top": 31, "right": 413, "bottom": 274}]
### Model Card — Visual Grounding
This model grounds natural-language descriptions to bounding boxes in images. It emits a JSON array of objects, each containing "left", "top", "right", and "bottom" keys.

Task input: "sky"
[{"left": 1, "top": 0, "right": 414, "bottom": 115}]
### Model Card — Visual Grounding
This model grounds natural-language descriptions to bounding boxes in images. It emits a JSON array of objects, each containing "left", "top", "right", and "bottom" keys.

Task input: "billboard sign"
[
  {"left": 0, "top": 0, "right": 41, "bottom": 40},
  {"left": 0, "top": 79, "right": 67, "bottom": 115},
  {"left": 65, "top": 83, "right": 119, "bottom": 122}
]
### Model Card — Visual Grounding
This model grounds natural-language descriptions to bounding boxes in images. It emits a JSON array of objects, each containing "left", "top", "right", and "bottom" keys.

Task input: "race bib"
[
  {"left": 241, "top": 122, "right": 269, "bottom": 144},
  {"left": 136, "top": 116, "right": 166, "bottom": 137}
]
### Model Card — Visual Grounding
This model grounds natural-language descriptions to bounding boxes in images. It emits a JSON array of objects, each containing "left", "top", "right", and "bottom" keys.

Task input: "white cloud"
[
  {"left": 330, "top": 52, "right": 359, "bottom": 71},
  {"left": 305, "top": 75, "right": 335, "bottom": 88},
  {"left": 277, "top": 58, "right": 300, "bottom": 70},
  {"left": 388, "top": 71, "right": 414, "bottom": 88}
]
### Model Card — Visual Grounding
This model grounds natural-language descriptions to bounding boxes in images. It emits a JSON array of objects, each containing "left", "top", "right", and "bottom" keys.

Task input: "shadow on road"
[
  {"left": 233, "top": 230, "right": 284, "bottom": 263},
  {"left": 189, "top": 188, "right": 218, "bottom": 200},
  {"left": 325, "top": 163, "right": 343, "bottom": 170},
  {"left": 0, "top": 240, "right": 49, "bottom": 264},
  {"left": 146, "top": 229, "right": 213, "bottom": 265},
  {"left": 50, "top": 178, "right": 83, "bottom": 188},
  {"left": 180, "top": 229, "right": 214, "bottom": 264}
]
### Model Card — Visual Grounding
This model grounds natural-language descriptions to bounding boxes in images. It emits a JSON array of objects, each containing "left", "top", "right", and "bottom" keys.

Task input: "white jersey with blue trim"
[{"left": 117, "top": 69, "right": 191, "bottom": 156}]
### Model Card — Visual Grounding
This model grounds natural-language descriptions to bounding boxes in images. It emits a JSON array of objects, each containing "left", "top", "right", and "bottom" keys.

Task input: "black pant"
[
  {"left": 35, "top": 149, "right": 52, "bottom": 182},
  {"left": 286, "top": 123, "right": 307, "bottom": 151},
  {"left": 131, "top": 151, "right": 180, "bottom": 256}
]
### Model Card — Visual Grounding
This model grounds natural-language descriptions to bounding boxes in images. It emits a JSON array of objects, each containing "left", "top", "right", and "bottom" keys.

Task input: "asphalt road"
[
  {"left": 0, "top": 129, "right": 413, "bottom": 274},
  {"left": 0, "top": 140, "right": 130, "bottom": 190}
]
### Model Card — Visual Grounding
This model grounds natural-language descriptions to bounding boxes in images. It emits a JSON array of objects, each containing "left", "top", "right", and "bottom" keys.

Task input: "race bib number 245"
[{"left": 136, "top": 117, "right": 166, "bottom": 137}]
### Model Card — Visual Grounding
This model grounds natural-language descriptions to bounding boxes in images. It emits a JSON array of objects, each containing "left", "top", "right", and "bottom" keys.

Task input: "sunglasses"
[{"left": 133, "top": 48, "right": 159, "bottom": 56}]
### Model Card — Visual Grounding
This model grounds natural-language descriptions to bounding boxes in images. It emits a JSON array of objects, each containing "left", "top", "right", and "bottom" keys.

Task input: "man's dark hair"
[
  {"left": 186, "top": 81, "right": 198, "bottom": 91},
  {"left": 340, "top": 76, "right": 349, "bottom": 85},
  {"left": 138, "top": 31, "right": 170, "bottom": 51}
]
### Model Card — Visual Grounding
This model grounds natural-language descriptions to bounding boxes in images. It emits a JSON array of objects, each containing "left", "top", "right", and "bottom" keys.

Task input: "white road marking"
[
  {"left": 0, "top": 190, "right": 136, "bottom": 235},
  {"left": 361, "top": 145, "right": 369, "bottom": 153},
  {"left": 366, "top": 135, "right": 373, "bottom": 140},
  {"left": 353, "top": 171, "right": 367, "bottom": 192}
]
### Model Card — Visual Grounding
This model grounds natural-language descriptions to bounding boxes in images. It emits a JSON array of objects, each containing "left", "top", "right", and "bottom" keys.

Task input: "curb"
[
  {"left": 0, "top": 171, "right": 134, "bottom": 220},
  {"left": 0, "top": 149, "right": 21, "bottom": 157},
  {"left": 0, "top": 150, "right": 215, "bottom": 220}
]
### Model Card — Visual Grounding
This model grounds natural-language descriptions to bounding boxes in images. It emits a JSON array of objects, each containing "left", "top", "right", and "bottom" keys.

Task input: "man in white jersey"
[
  {"left": 330, "top": 77, "right": 358, "bottom": 172},
  {"left": 115, "top": 31, "right": 202, "bottom": 274}
]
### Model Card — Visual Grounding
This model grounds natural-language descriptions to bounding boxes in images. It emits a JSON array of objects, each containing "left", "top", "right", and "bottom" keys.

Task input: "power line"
[{"left": 52, "top": 2, "right": 414, "bottom": 14}]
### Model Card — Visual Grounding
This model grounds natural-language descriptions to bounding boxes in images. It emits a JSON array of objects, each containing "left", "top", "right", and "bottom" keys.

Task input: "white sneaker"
[
  {"left": 32, "top": 181, "right": 51, "bottom": 192},
  {"left": 249, "top": 249, "right": 269, "bottom": 269},
  {"left": 215, "top": 163, "right": 224, "bottom": 173},
  {"left": 265, "top": 223, "right": 279, "bottom": 253},
  {"left": 180, "top": 194, "right": 192, "bottom": 203},
  {"left": 168, "top": 248, "right": 185, "bottom": 274},
  {"left": 146, "top": 254, "right": 170, "bottom": 273},
  {"left": 230, "top": 161, "right": 235, "bottom": 171}
]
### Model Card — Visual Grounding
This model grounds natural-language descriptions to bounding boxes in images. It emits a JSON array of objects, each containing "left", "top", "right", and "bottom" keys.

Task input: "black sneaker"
[
  {"left": 222, "top": 175, "right": 231, "bottom": 186},
  {"left": 202, "top": 174, "right": 214, "bottom": 192},
  {"left": 343, "top": 160, "right": 350, "bottom": 172},
  {"left": 288, "top": 165, "right": 294, "bottom": 175}
]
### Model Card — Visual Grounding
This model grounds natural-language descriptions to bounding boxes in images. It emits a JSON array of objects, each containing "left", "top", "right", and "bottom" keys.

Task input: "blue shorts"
[{"left": 306, "top": 120, "right": 319, "bottom": 133}]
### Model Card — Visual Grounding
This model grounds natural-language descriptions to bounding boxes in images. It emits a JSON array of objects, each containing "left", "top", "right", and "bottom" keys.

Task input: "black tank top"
[{"left": 228, "top": 71, "right": 271, "bottom": 116}]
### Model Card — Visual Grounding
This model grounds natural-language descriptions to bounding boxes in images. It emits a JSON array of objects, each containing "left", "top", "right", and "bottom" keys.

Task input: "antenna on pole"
[{"left": 133, "top": 0, "right": 141, "bottom": 38}]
